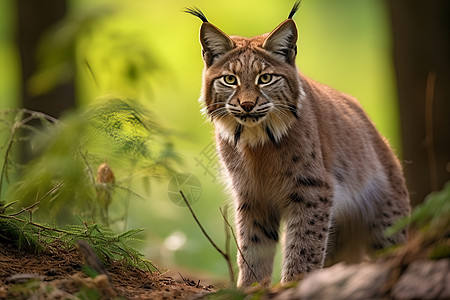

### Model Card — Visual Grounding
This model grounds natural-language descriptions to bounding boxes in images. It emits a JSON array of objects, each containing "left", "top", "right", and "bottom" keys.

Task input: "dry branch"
[{"left": 179, "top": 190, "right": 235, "bottom": 286}]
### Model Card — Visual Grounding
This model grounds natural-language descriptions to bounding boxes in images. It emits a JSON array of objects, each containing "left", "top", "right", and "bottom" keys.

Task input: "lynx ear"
[
  {"left": 262, "top": 19, "right": 298, "bottom": 64},
  {"left": 200, "top": 23, "right": 235, "bottom": 67}
]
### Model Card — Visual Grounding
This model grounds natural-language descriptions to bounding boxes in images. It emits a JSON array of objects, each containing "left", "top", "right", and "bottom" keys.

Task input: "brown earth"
[
  {"left": 0, "top": 241, "right": 213, "bottom": 299},
  {"left": 1, "top": 228, "right": 448, "bottom": 299}
]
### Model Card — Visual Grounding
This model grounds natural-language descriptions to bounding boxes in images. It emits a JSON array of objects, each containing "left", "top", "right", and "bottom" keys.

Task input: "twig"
[
  {"left": 84, "top": 58, "right": 99, "bottom": 89},
  {"left": 0, "top": 129, "right": 17, "bottom": 196},
  {"left": 0, "top": 214, "right": 69, "bottom": 234},
  {"left": 8, "top": 202, "right": 41, "bottom": 217},
  {"left": 222, "top": 205, "right": 231, "bottom": 261},
  {"left": 40, "top": 181, "right": 64, "bottom": 202},
  {"left": 122, "top": 178, "right": 132, "bottom": 231},
  {"left": 0, "top": 200, "right": 18, "bottom": 212},
  {"left": 21, "top": 109, "right": 59, "bottom": 123},
  {"left": 179, "top": 190, "right": 235, "bottom": 285},
  {"left": 220, "top": 205, "right": 235, "bottom": 287},
  {"left": 220, "top": 207, "right": 258, "bottom": 283},
  {"left": 0, "top": 109, "right": 58, "bottom": 196},
  {"left": 79, "top": 151, "right": 96, "bottom": 185},
  {"left": 7, "top": 182, "right": 63, "bottom": 218},
  {"left": 0, "top": 213, "right": 113, "bottom": 245}
]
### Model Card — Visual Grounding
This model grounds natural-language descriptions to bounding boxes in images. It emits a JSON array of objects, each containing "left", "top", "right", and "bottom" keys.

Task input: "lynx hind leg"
[
  {"left": 327, "top": 174, "right": 410, "bottom": 264},
  {"left": 368, "top": 168, "right": 410, "bottom": 253},
  {"left": 368, "top": 195, "right": 410, "bottom": 253}
]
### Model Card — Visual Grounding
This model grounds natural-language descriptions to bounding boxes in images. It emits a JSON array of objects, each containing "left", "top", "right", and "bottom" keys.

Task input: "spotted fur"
[{"left": 188, "top": 1, "right": 410, "bottom": 287}]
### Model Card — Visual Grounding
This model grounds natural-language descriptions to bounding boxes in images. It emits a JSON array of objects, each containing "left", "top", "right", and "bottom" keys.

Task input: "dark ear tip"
[
  {"left": 184, "top": 7, "right": 208, "bottom": 23},
  {"left": 288, "top": 0, "right": 302, "bottom": 19}
]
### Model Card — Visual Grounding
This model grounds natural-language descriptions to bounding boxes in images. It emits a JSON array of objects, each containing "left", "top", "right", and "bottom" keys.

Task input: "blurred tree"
[
  {"left": 387, "top": 0, "right": 450, "bottom": 206},
  {"left": 16, "top": 0, "right": 75, "bottom": 160}
]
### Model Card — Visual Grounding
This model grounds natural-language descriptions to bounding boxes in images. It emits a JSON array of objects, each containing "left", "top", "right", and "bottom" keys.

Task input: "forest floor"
[
  {"left": 0, "top": 240, "right": 213, "bottom": 299},
  {"left": 1, "top": 234, "right": 449, "bottom": 299},
  {"left": 0, "top": 223, "right": 448, "bottom": 299}
]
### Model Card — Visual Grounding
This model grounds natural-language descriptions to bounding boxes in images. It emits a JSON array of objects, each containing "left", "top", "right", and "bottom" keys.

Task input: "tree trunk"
[
  {"left": 16, "top": 0, "right": 75, "bottom": 160},
  {"left": 387, "top": 0, "right": 450, "bottom": 205}
]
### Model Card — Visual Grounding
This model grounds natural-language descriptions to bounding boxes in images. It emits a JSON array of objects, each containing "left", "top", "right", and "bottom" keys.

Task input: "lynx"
[{"left": 186, "top": 2, "right": 410, "bottom": 287}]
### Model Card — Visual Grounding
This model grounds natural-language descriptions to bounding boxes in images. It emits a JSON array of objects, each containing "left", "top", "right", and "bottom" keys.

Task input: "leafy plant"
[
  {"left": 0, "top": 200, "right": 158, "bottom": 272},
  {"left": 387, "top": 181, "right": 450, "bottom": 236},
  {"left": 1, "top": 99, "right": 180, "bottom": 226},
  {"left": 0, "top": 109, "right": 58, "bottom": 198},
  {"left": 0, "top": 97, "right": 179, "bottom": 277},
  {"left": 386, "top": 181, "right": 450, "bottom": 261}
]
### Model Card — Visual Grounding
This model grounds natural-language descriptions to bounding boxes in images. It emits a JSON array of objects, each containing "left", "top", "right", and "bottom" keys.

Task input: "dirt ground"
[
  {"left": 1, "top": 228, "right": 448, "bottom": 299},
  {"left": 0, "top": 241, "right": 213, "bottom": 299}
]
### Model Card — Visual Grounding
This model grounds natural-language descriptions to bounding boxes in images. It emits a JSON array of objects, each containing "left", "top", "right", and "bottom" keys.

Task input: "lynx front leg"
[
  {"left": 235, "top": 202, "right": 281, "bottom": 287},
  {"left": 282, "top": 191, "right": 332, "bottom": 282}
]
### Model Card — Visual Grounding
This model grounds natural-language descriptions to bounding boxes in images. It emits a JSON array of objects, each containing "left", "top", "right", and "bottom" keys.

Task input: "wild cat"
[{"left": 186, "top": 2, "right": 410, "bottom": 287}]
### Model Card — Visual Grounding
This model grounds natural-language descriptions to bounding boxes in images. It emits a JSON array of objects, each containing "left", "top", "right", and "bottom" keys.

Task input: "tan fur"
[{"left": 192, "top": 8, "right": 410, "bottom": 287}]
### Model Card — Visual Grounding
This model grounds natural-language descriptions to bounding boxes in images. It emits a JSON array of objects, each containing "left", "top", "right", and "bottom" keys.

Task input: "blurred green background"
[{"left": 0, "top": 0, "right": 400, "bottom": 283}]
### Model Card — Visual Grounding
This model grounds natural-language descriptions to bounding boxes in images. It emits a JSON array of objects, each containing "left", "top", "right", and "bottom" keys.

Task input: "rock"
[
  {"left": 271, "top": 263, "right": 391, "bottom": 300},
  {"left": 263, "top": 258, "right": 450, "bottom": 300},
  {"left": 5, "top": 273, "right": 44, "bottom": 284},
  {"left": 302, "top": 263, "right": 391, "bottom": 300},
  {"left": 391, "top": 259, "right": 450, "bottom": 300}
]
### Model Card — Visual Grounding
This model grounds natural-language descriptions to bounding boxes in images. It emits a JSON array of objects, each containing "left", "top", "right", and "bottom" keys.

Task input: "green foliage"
[
  {"left": 0, "top": 201, "right": 158, "bottom": 272},
  {"left": 1, "top": 100, "right": 180, "bottom": 224},
  {"left": 82, "top": 265, "right": 100, "bottom": 279},
  {"left": 7, "top": 276, "right": 124, "bottom": 300},
  {"left": 68, "top": 221, "right": 157, "bottom": 271},
  {"left": 387, "top": 181, "right": 450, "bottom": 236},
  {"left": 386, "top": 181, "right": 450, "bottom": 261},
  {"left": 0, "top": 203, "right": 44, "bottom": 253},
  {"left": 7, "top": 279, "right": 45, "bottom": 299},
  {"left": 75, "top": 286, "right": 102, "bottom": 300},
  {"left": 0, "top": 99, "right": 177, "bottom": 275},
  {"left": 0, "top": 109, "right": 58, "bottom": 198},
  {"left": 201, "top": 288, "right": 247, "bottom": 300}
]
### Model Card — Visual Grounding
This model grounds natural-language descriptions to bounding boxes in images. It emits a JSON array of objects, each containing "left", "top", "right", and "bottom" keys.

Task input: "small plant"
[
  {"left": 0, "top": 108, "right": 58, "bottom": 198},
  {"left": 386, "top": 181, "right": 450, "bottom": 261},
  {"left": 387, "top": 181, "right": 450, "bottom": 236},
  {"left": 0, "top": 200, "right": 158, "bottom": 272},
  {"left": 1, "top": 99, "right": 180, "bottom": 226},
  {"left": 0, "top": 99, "right": 179, "bottom": 275}
]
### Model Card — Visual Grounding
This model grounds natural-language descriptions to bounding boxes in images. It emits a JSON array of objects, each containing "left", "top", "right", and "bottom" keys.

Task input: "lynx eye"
[
  {"left": 223, "top": 75, "right": 238, "bottom": 85},
  {"left": 258, "top": 73, "right": 273, "bottom": 84}
]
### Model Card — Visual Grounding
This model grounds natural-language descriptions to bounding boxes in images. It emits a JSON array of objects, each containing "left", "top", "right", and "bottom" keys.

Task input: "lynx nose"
[{"left": 240, "top": 102, "right": 255, "bottom": 113}]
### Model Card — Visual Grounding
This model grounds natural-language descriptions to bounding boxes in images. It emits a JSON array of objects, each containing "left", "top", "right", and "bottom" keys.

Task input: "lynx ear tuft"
[
  {"left": 184, "top": 7, "right": 209, "bottom": 23},
  {"left": 288, "top": 0, "right": 302, "bottom": 19},
  {"left": 262, "top": 19, "right": 298, "bottom": 64},
  {"left": 185, "top": 7, "right": 234, "bottom": 67},
  {"left": 200, "top": 23, "right": 235, "bottom": 67}
]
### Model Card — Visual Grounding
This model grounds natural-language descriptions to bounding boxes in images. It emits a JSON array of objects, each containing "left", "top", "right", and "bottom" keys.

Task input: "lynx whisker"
[
  {"left": 210, "top": 108, "right": 229, "bottom": 120},
  {"left": 204, "top": 101, "right": 227, "bottom": 109}
]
